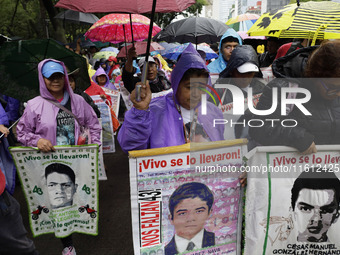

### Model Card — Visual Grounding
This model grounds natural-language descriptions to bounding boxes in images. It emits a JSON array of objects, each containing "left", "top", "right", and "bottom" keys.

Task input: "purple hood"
[
  {"left": 38, "top": 59, "right": 74, "bottom": 100},
  {"left": 92, "top": 67, "right": 116, "bottom": 90}
]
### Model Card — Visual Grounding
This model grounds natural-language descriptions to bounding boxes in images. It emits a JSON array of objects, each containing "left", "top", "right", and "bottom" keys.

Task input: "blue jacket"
[{"left": 207, "top": 29, "right": 242, "bottom": 74}]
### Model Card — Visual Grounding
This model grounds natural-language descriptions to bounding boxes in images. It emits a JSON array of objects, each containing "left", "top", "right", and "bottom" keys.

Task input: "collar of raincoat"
[
  {"left": 92, "top": 66, "right": 110, "bottom": 87},
  {"left": 38, "top": 59, "right": 74, "bottom": 101},
  {"left": 170, "top": 43, "right": 210, "bottom": 105}
]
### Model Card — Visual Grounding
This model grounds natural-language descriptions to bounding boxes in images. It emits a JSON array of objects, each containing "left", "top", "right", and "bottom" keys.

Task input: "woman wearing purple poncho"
[
  {"left": 118, "top": 44, "right": 224, "bottom": 152},
  {"left": 91, "top": 66, "right": 117, "bottom": 90}
]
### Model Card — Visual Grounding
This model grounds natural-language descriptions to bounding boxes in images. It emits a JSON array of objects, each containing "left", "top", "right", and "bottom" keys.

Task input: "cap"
[
  {"left": 112, "top": 69, "right": 121, "bottom": 76},
  {"left": 138, "top": 56, "right": 156, "bottom": 68},
  {"left": 108, "top": 56, "right": 117, "bottom": 62},
  {"left": 0, "top": 169, "right": 5, "bottom": 195},
  {"left": 237, "top": 62, "right": 259, "bottom": 73},
  {"left": 42, "top": 61, "right": 65, "bottom": 78}
]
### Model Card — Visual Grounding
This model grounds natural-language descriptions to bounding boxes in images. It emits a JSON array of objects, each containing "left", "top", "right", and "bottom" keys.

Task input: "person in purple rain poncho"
[
  {"left": 16, "top": 59, "right": 101, "bottom": 255},
  {"left": 91, "top": 66, "right": 117, "bottom": 90},
  {"left": 118, "top": 43, "right": 224, "bottom": 152}
]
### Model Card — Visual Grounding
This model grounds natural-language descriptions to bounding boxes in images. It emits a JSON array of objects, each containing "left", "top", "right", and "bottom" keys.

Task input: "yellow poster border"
[{"left": 128, "top": 139, "right": 248, "bottom": 158}]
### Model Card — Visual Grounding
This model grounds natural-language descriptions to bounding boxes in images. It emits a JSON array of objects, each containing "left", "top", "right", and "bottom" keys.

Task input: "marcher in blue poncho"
[
  {"left": 207, "top": 29, "right": 242, "bottom": 74},
  {"left": 118, "top": 44, "right": 224, "bottom": 152}
]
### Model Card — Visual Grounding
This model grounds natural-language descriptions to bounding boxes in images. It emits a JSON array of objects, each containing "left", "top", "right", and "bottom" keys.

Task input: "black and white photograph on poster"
[
  {"left": 245, "top": 146, "right": 340, "bottom": 255},
  {"left": 10, "top": 145, "right": 99, "bottom": 238}
]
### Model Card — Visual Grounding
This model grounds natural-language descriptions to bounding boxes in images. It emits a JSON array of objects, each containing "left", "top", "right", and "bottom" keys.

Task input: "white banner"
[
  {"left": 129, "top": 140, "right": 248, "bottom": 255},
  {"left": 10, "top": 145, "right": 99, "bottom": 237},
  {"left": 91, "top": 95, "right": 115, "bottom": 153},
  {"left": 245, "top": 145, "right": 340, "bottom": 255}
]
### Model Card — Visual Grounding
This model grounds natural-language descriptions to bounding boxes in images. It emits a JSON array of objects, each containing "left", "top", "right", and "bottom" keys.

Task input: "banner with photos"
[
  {"left": 91, "top": 95, "right": 115, "bottom": 153},
  {"left": 10, "top": 145, "right": 99, "bottom": 237},
  {"left": 244, "top": 145, "right": 340, "bottom": 255},
  {"left": 102, "top": 87, "right": 120, "bottom": 117},
  {"left": 129, "top": 139, "right": 248, "bottom": 255}
]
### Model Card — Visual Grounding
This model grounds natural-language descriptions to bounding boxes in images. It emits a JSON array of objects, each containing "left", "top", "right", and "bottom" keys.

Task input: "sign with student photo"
[
  {"left": 244, "top": 145, "right": 340, "bottom": 255},
  {"left": 10, "top": 145, "right": 99, "bottom": 238},
  {"left": 129, "top": 140, "right": 248, "bottom": 255}
]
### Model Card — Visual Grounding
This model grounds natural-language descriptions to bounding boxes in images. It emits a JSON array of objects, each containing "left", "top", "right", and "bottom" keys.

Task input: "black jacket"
[
  {"left": 122, "top": 67, "right": 171, "bottom": 93},
  {"left": 249, "top": 45, "right": 340, "bottom": 152},
  {"left": 164, "top": 229, "right": 215, "bottom": 255}
]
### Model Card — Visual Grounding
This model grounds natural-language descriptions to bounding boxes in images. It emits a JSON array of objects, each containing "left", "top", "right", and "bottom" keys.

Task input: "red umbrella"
[
  {"left": 55, "top": 0, "right": 195, "bottom": 84},
  {"left": 85, "top": 14, "right": 161, "bottom": 44},
  {"left": 117, "top": 42, "right": 164, "bottom": 58},
  {"left": 55, "top": 0, "right": 194, "bottom": 14}
]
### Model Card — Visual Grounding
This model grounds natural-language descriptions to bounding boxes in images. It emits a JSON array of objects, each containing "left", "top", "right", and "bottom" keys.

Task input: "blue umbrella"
[
  {"left": 162, "top": 43, "right": 218, "bottom": 60},
  {"left": 158, "top": 42, "right": 180, "bottom": 55}
]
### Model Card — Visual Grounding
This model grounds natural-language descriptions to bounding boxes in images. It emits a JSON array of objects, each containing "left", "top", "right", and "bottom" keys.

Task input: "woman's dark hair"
[{"left": 305, "top": 40, "right": 340, "bottom": 78}]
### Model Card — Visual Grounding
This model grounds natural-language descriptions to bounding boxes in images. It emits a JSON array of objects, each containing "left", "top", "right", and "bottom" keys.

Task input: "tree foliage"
[{"left": 0, "top": 0, "right": 207, "bottom": 44}]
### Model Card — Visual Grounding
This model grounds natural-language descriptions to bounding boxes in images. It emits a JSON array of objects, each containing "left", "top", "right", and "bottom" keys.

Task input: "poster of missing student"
[
  {"left": 10, "top": 145, "right": 99, "bottom": 237},
  {"left": 129, "top": 139, "right": 248, "bottom": 255},
  {"left": 244, "top": 145, "right": 340, "bottom": 255}
]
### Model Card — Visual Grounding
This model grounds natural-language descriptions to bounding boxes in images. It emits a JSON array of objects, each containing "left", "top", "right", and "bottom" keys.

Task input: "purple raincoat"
[
  {"left": 92, "top": 67, "right": 117, "bottom": 90},
  {"left": 16, "top": 59, "right": 101, "bottom": 146},
  {"left": 0, "top": 104, "right": 16, "bottom": 194},
  {"left": 118, "top": 44, "right": 224, "bottom": 152}
]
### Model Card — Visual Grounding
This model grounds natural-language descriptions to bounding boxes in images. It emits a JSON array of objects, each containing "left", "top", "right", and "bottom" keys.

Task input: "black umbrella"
[
  {"left": 153, "top": 17, "right": 230, "bottom": 44},
  {"left": 54, "top": 10, "right": 99, "bottom": 25},
  {"left": 0, "top": 39, "right": 91, "bottom": 102}
]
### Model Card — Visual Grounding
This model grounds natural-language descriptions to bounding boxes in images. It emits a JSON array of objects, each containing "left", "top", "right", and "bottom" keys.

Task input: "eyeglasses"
[{"left": 320, "top": 81, "right": 340, "bottom": 96}]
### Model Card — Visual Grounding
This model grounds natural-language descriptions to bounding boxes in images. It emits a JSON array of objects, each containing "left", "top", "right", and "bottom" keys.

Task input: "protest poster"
[
  {"left": 102, "top": 87, "right": 120, "bottom": 117},
  {"left": 244, "top": 145, "right": 340, "bottom": 255},
  {"left": 91, "top": 95, "right": 115, "bottom": 153},
  {"left": 129, "top": 139, "right": 248, "bottom": 255},
  {"left": 10, "top": 145, "right": 99, "bottom": 237}
]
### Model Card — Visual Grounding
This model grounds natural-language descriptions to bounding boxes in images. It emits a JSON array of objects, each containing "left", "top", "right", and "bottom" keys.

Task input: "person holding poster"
[
  {"left": 16, "top": 59, "right": 101, "bottom": 255},
  {"left": 216, "top": 45, "right": 265, "bottom": 139},
  {"left": 291, "top": 170, "right": 340, "bottom": 243},
  {"left": 118, "top": 43, "right": 224, "bottom": 152},
  {"left": 249, "top": 40, "right": 340, "bottom": 154},
  {"left": 165, "top": 182, "right": 215, "bottom": 255}
]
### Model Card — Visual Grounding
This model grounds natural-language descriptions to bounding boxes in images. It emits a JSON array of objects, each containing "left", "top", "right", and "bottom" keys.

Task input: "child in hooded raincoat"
[{"left": 118, "top": 44, "right": 224, "bottom": 152}]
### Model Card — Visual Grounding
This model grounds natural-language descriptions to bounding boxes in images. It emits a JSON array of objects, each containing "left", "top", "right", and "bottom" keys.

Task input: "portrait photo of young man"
[
  {"left": 291, "top": 169, "right": 340, "bottom": 243},
  {"left": 165, "top": 182, "right": 215, "bottom": 255},
  {"left": 45, "top": 163, "right": 78, "bottom": 210}
]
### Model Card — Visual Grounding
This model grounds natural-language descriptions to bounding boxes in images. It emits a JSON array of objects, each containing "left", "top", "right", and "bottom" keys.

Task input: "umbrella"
[
  {"left": 153, "top": 17, "right": 230, "bottom": 44},
  {"left": 55, "top": 0, "right": 195, "bottom": 14},
  {"left": 248, "top": 1, "right": 340, "bottom": 41},
  {"left": 85, "top": 14, "right": 161, "bottom": 44},
  {"left": 117, "top": 41, "right": 164, "bottom": 58},
  {"left": 237, "top": 31, "right": 266, "bottom": 40},
  {"left": 162, "top": 43, "right": 218, "bottom": 60},
  {"left": 226, "top": 14, "right": 259, "bottom": 32},
  {"left": 158, "top": 42, "right": 180, "bottom": 54},
  {"left": 55, "top": 0, "right": 195, "bottom": 84},
  {"left": 0, "top": 39, "right": 91, "bottom": 102},
  {"left": 54, "top": 10, "right": 99, "bottom": 25},
  {"left": 100, "top": 47, "right": 119, "bottom": 54},
  {"left": 93, "top": 51, "right": 117, "bottom": 60}
]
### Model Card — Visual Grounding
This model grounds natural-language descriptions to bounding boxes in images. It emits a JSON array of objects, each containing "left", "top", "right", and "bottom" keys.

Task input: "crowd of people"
[{"left": 1, "top": 25, "right": 340, "bottom": 254}]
